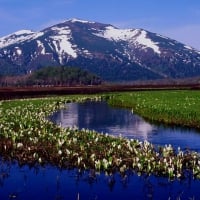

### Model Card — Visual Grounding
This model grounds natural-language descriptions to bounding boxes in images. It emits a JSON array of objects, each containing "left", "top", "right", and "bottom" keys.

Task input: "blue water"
[
  {"left": 1, "top": 101, "right": 200, "bottom": 199},
  {"left": 51, "top": 101, "right": 200, "bottom": 152},
  {"left": 1, "top": 161, "right": 200, "bottom": 200}
]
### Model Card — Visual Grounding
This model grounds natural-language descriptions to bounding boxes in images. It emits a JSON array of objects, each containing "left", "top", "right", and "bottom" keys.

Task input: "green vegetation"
[
  {"left": 1, "top": 91, "right": 200, "bottom": 180},
  {"left": 29, "top": 66, "right": 102, "bottom": 86},
  {"left": 0, "top": 66, "right": 102, "bottom": 86},
  {"left": 109, "top": 90, "right": 200, "bottom": 129}
]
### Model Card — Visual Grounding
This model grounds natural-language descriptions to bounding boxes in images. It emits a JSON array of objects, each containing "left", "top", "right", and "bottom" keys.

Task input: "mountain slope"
[{"left": 0, "top": 18, "right": 200, "bottom": 81}]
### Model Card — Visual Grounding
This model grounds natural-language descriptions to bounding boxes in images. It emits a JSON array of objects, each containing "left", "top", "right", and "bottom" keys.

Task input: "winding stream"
[{"left": 50, "top": 101, "right": 200, "bottom": 152}]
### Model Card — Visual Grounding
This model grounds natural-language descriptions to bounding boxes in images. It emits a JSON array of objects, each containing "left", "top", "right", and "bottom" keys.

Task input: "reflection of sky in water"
[
  {"left": 2, "top": 162, "right": 200, "bottom": 200},
  {"left": 50, "top": 101, "right": 200, "bottom": 151}
]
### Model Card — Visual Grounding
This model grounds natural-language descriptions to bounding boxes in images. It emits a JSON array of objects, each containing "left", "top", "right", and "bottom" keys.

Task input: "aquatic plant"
[{"left": 1, "top": 93, "right": 200, "bottom": 180}]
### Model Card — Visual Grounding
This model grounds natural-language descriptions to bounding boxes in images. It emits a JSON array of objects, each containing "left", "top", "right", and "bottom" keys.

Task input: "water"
[
  {"left": 50, "top": 101, "right": 200, "bottom": 152},
  {"left": 1, "top": 161, "right": 200, "bottom": 200},
  {"left": 1, "top": 101, "right": 200, "bottom": 199}
]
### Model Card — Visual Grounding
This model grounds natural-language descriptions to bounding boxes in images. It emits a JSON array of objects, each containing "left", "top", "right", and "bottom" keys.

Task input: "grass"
[
  {"left": 0, "top": 91, "right": 200, "bottom": 180},
  {"left": 108, "top": 90, "right": 200, "bottom": 129}
]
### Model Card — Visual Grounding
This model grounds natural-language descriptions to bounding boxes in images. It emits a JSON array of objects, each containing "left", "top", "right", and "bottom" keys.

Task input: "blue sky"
[{"left": 0, "top": 0, "right": 200, "bottom": 50}]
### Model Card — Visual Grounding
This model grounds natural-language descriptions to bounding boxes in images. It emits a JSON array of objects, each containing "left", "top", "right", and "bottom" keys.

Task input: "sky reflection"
[{"left": 50, "top": 101, "right": 200, "bottom": 151}]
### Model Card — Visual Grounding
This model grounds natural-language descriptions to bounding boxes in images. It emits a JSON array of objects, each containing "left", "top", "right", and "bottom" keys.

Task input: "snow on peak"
[
  {"left": 0, "top": 30, "right": 33, "bottom": 48},
  {"left": 49, "top": 26, "right": 77, "bottom": 64},
  {"left": 13, "top": 30, "right": 34, "bottom": 36},
  {"left": 0, "top": 29, "right": 44, "bottom": 49},
  {"left": 94, "top": 26, "right": 160, "bottom": 54},
  {"left": 94, "top": 26, "right": 140, "bottom": 41},
  {"left": 69, "top": 18, "right": 95, "bottom": 24}
]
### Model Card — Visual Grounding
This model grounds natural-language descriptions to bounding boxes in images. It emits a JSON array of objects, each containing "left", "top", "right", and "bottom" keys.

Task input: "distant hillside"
[
  {"left": 0, "top": 66, "right": 102, "bottom": 86},
  {"left": 0, "top": 18, "right": 200, "bottom": 81}
]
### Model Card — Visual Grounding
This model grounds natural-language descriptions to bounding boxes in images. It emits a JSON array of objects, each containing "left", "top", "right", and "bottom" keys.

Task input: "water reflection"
[
  {"left": 1, "top": 160, "right": 200, "bottom": 200},
  {"left": 51, "top": 101, "right": 157, "bottom": 139},
  {"left": 50, "top": 101, "right": 200, "bottom": 151}
]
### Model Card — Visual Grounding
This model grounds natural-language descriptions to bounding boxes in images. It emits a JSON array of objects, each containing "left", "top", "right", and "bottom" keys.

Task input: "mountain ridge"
[{"left": 0, "top": 18, "right": 200, "bottom": 81}]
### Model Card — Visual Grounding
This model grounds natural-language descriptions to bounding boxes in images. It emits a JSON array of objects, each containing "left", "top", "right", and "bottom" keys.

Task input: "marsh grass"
[
  {"left": 108, "top": 90, "right": 200, "bottom": 129},
  {"left": 1, "top": 92, "right": 200, "bottom": 180}
]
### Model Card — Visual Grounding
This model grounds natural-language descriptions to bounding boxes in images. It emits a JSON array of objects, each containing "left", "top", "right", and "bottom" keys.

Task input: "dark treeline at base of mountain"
[{"left": 0, "top": 66, "right": 102, "bottom": 87}]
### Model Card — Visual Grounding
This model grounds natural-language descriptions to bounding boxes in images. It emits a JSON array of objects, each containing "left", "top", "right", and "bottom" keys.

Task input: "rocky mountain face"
[{"left": 0, "top": 18, "right": 200, "bottom": 81}]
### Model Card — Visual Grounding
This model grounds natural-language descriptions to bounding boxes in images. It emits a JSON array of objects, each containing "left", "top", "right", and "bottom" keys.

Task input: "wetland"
[{"left": 1, "top": 91, "right": 200, "bottom": 199}]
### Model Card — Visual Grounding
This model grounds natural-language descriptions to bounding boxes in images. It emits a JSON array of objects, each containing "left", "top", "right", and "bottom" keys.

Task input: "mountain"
[{"left": 0, "top": 18, "right": 200, "bottom": 81}]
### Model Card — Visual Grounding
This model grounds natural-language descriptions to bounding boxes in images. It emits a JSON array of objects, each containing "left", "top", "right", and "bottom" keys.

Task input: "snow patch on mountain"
[
  {"left": 82, "top": 49, "right": 91, "bottom": 56},
  {"left": 184, "top": 46, "right": 200, "bottom": 55},
  {"left": 135, "top": 31, "right": 161, "bottom": 54},
  {"left": 30, "top": 32, "right": 44, "bottom": 41},
  {"left": 50, "top": 26, "right": 77, "bottom": 64},
  {"left": 14, "top": 47, "right": 22, "bottom": 56},
  {"left": 0, "top": 30, "right": 34, "bottom": 49},
  {"left": 13, "top": 30, "right": 34, "bottom": 36},
  {"left": 36, "top": 40, "right": 45, "bottom": 55},
  {"left": 69, "top": 18, "right": 95, "bottom": 24},
  {"left": 156, "top": 34, "right": 169, "bottom": 40},
  {"left": 0, "top": 30, "right": 44, "bottom": 49},
  {"left": 94, "top": 26, "right": 139, "bottom": 41},
  {"left": 94, "top": 26, "right": 160, "bottom": 54},
  {"left": 184, "top": 45, "right": 193, "bottom": 50}
]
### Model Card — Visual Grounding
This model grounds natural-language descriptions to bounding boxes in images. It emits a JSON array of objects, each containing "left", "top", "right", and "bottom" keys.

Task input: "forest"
[{"left": 0, "top": 66, "right": 102, "bottom": 86}]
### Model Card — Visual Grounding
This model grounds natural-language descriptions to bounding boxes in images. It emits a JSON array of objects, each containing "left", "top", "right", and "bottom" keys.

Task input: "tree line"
[{"left": 0, "top": 66, "right": 102, "bottom": 87}]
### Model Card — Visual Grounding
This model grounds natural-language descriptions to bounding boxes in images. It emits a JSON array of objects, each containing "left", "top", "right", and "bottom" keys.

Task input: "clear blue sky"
[{"left": 0, "top": 0, "right": 200, "bottom": 50}]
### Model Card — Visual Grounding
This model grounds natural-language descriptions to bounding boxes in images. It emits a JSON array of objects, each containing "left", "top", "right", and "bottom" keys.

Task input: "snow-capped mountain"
[{"left": 0, "top": 18, "right": 200, "bottom": 81}]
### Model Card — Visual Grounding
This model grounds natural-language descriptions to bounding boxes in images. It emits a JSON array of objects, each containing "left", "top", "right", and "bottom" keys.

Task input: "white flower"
[
  {"left": 17, "top": 143, "right": 23, "bottom": 148},
  {"left": 38, "top": 157, "right": 42, "bottom": 163},
  {"left": 58, "top": 150, "right": 62, "bottom": 155},
  {"left": 78, "top": 157, "right": 82, "bottom": 165}
]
